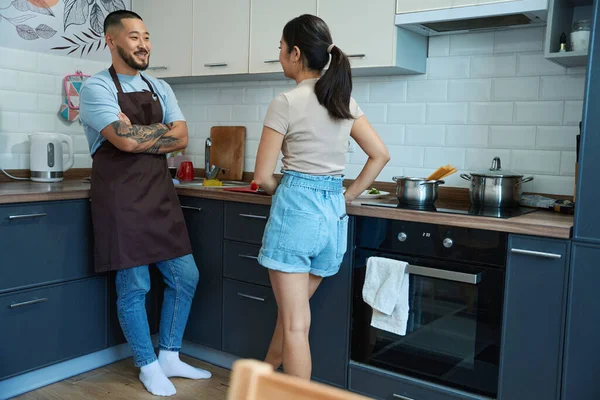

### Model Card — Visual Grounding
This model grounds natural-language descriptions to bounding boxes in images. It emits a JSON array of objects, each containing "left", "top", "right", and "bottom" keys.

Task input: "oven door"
[{"left": 350, "top": 249, "right": 504, "bottom": 398}]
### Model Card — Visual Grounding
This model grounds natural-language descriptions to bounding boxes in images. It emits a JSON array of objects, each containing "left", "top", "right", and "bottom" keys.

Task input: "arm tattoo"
[
  {"left": 111, "top": 120, "right": 169, "bottom": 144},
  {"left": 145, "top": 136, "right": 181, "bottom": 154}
]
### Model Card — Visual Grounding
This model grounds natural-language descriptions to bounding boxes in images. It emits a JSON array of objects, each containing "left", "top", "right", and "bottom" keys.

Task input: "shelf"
[
  {"left": 546, "top": 50, "right": 589, "bottom": 67},
  {"left": 545, "top": 0, "right": 593, "bottom": 67}
]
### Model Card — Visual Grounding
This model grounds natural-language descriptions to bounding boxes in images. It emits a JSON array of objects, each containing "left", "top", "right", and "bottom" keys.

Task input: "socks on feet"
[
  {"left": 158, "top": 350, "right": 212, "bottom": 379},
  {"left": 139, "top": 360, "right": 177, "bottom": 397}
]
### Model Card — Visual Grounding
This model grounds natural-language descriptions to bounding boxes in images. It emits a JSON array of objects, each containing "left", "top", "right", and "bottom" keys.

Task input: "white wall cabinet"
[
  {"left": 396, "top": 0, "right": 517, "bottom": 14},
  {"left": 132, "top": 0, "right": 193, "bottom": 78},
  {"left": 249, "top": 0, "right": 318, "bottom": 74},
  {"left": 192, "top": 0, "right": 250, "bottom": 76}
]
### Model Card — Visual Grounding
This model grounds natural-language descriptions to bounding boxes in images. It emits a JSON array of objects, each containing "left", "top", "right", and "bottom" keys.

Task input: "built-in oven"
[{"left": 350, "top": 217, "right": 507, "bottom": 398}]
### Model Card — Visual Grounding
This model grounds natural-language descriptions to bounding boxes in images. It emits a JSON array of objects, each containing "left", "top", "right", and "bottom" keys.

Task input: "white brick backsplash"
[
  {"left": 429, "top": 35, "right": 450, "bottom": 57},
  {"left": 244, "top": 122, "right": 264, "bottom": 140},
  {"left": 378, "top": 166, "right": 405, "bottom": 182},
  {"left": 540, "top": 76, "right": 586, "bottom": 100},
  {"left": 568, "top": 67, "right": 587, "bottom": 75},
  {"left": 471, "top": 54, "right": 516, "bottom": 78},
  {"left": 448, "top": 79, "right": 491, "bottom": 101},
  {"left": 19, "top": 113, "right": 57, "bottom": 133},
  {"left": 492, "top": 77, "right": 540, "bottom": 101},
  {"left": 352, "top": 82, "right": 370, "bottom": 102},
  {"left": 465, "top": 149, "right": 512, "bottom": 170},
  {"left": 231, "top": 105, "right": 259, "bottom": 122},
  {"left": 174, "top": 88, "right": 194, "bottom": 104},
  {"left": 0, "top": 133, "right": 28, "bottom": 153},
  {"left": 469, "top": 102, "right": 514, "bottom": 124},
  {"left": 403, "top": 167, "right": 437, "bottom": 180},
  {"left": 450, "top": 32, "right": 494, "bottom": 56},
  {"left": 186, "top": 138, "right": 205, "bottom": 155},
  {"left": 0, "top": 111, "right": 19, "bottom": 132},
  {"left": 181, "top": 105, "right": 207, "bottom": 122},
  {"left": 370, "top": 81, "right": 407, "bottom": 103},
  {"left": 19, "top": 154, "right": 30, "bottom": 169},
  {"left": 207, "top": 105, "right": 231, "bottom": 121},
  {"left": 37, "top": 94, "right": 62, "bottom": 113},
  {"left": 194, "top": 122, "right": 220, "bottom": 138},
  {"left": 0, "top": 69, "right": 18, "bottom": 91},
  {"left": 0, "top": 91, "right": 37, "bottom": 112},
  {"left": 219, "top": 88, "right": 243, "bottom": 104},
  {"left": 517, "top": 53, "right": 566, "bottom": 76},
  {"left": 74, "top": 154, "right": 92, "bottom": 168},
  {"left": 533, "top": 175, "right": 574, "bottom": 195},
  {"left": 536, "top": 126, "right": 578, "bottom": 150},
  {"left": 424, "top": 147, "right": 465, "bottom": 168},
  {"left": 56, "top": 119, "right": 85, "bottom": 134},
  {"left": 387, "top": 145, "right": 425, "bottom": 168},
  {"left": 193, "top": 88, "right": 220, "bottom": 104},
  {"left": 0, "top": 153, "right": 20, "bottom": 169},
  {"left": 560, "top": 152, "right": 576, "bottom": 176},
  {"left": 446, "top": 125, "right": 489, "bottom": 148},
  {"left": 73, "top": 135, "right": 90, "bottom": 154},
  {"left": 349, "top": 148, "right": 368, "bottom": 164},
  {"left": 563, "top": 101, "right": 584, "bottom": 126},
  {"left": 427, "top": 57, "right": 470, "bottom": 79},
  {"left": 494, "top": 28, "right": 543, "bottom": 53},
  {"left": 514, "top": 102, "right": 563, "bottom": 125},
  {"left": 360, "top": 104, "right": 387, "bottom": 123},
  {"left": 245, "top": 87, "right": 273, "bottom": 104},
  {"left": 371, "top": 124, "right": 405, "bottom": 145},
  {"left": 17, "top": 72, "right": 55, "bottom": 95},
  {"left": 405, "top": 125, "right": 445, "bottom": 146},
  {"left": 489, "top": 126, "right": 536, "bottom": 149},
  {"left": 0, "top": 47, "right": 37, "bottom": 72},
  {"left": 407, "top": 80, "right": 447, "bottom": 102},
  {"left": 427, "top": 103, "right": 468, "bottom": 124},
  {"left": 387, "top": 104, "right": 426, "bottom": 124},
  {"left": 36, "top": 53, "right": 75, "bottom": 76},
  {"left": 246, "top": 141, "right": 260, "bottom": 158},
  {"left": 512, "top": 150, "right": 561, "bottom": 175}
]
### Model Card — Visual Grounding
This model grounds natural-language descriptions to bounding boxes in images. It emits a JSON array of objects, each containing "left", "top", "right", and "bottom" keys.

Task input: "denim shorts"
[{"left": 258, "top": 170, "right": 349, "bottom": 278}]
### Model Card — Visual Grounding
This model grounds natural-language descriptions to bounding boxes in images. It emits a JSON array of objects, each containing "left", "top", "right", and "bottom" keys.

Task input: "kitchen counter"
[{"left": 0, "top": 181, "right": 573, "bottom": 239}]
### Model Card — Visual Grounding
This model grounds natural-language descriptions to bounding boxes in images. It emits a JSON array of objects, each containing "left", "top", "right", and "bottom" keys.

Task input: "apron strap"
[
  {"left": 108, "top": 65, "right": 124, "bottom": 93},
  {"left": 140, "top": 74, "right": 157, "bottom": 94}
]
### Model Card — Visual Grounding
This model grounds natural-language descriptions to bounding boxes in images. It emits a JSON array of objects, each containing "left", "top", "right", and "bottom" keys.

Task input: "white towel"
[{"left": 362, "top": 256, "right": 410, "bottom": 336}]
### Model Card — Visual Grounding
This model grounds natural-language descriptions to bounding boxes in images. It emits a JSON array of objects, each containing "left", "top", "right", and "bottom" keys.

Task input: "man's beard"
[{"left": 117, "top": 45, "right": 149, "bottom": 71}]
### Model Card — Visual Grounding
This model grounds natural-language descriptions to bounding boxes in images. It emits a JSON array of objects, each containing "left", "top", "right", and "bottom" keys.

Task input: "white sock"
[
  {"left": 139, "top": 360, "right": 176, "bottom": 397},
  {"left": 158, "top": 350, "right": 212, "bottom": 379}
]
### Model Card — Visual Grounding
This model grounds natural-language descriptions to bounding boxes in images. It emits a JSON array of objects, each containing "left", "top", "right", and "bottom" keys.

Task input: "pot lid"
[{"left": 470, "top": 157, "right": 523, "bottom": 178}]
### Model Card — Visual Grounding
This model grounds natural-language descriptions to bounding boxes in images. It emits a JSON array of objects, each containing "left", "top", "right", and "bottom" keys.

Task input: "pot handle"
[
  {"left": 515, "top": 176, "right": 534, "bottom": 187},
  {"left": 392, "top": 176, "right": 405, "bottom": 182},
  {"left": 460, "top": 173, "right": 472, "bottom": 182},
  {"left": 420, "top": 180, "right": 445, "bottom": 185}
]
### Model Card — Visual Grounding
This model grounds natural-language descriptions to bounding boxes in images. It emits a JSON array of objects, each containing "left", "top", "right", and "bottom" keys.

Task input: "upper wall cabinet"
[
  {"left": 249, "top": 0, "right": 318, "bottom": 74},
  {"left": 132, "top": 0, "right": 193, "bottom": 78},
  {"left": 319, "top": 0, "right": 426, "bottom": 74},
  {"left": 397, "top": 0, "right": 523, "bottom": 14},
  {"left": 192, "top": 0, "right": 250, "bottom": 76}
]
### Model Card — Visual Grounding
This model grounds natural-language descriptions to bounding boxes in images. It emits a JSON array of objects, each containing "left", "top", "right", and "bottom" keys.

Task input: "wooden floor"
[{"left": 12, "top": 356, "right": 231, "bottom": 400}]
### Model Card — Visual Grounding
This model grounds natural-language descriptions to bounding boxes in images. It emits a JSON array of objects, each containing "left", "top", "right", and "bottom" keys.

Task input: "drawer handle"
[
  {"left": 348, "top": 53, "right": 366, "bottom": 58},
  {"left": 263, "top": 59, "right": 279, "bottom": 64},
  {"left": 237, "top": 293, "right": 265, "bottom": 302},
  {"left": 181, "top": 206, "right": 203, "bottom": 212},
  {"left": 10, "top": 298, "right": 48, "bottom": 309},
  {"left": 510, "top": 248, "right": 562, "bottom": 259},
  {"left": 393, "top": 395, "right": 414, "bottom": 400},
  {"left": 8, "top": 213, "right": 47, "bottom": 220},
  {"left": 147, "top": 66, "right": 168, "bottom": 70},
  {"left": 239, "top": 213, "right": 267, "bottom": 220},
  {"left": 204, "top": 62, "right": 228, "bottom": 67},
  {"left": 239, "top": 254, "right": 259, "bottom": 261}
]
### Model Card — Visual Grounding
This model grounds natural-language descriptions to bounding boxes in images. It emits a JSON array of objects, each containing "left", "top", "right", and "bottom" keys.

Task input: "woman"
[{"left": 253, "top": 14, "right": 390, "bottom": 379}]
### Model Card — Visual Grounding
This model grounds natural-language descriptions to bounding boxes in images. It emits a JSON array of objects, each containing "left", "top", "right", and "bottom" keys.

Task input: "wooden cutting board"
[{"left": 209, "top": 126, "right": 246, "bottom": 181}]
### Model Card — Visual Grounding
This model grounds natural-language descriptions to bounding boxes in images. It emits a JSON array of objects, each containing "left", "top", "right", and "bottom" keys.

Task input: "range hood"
[{"left": 395, "top": 0, "right": 548, "bottom": 36}]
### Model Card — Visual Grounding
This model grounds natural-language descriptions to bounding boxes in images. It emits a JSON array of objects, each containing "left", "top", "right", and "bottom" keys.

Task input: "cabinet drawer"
[
  {"left": 224, "top": 202, "right": 270, "bottom": 244},
  {"left": 223, "top": 241, "right": 270, "bottom": 287},
  {"left": 222, "top": 279, "right": 277, "bottom": 360},
  {"left": 349, "top": 363, "right": 473, "bottom": 400},
  {"left": 0, "top": 276, "right": 107, "bottom": 380},
  {"left": 0, "top": 200, "right": 94, "bottom": 292}
]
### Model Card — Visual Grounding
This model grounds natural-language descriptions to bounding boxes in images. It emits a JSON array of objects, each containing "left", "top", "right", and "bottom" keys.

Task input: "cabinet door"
[
  {"left": 249, "top": 0, "right": 317, "bottom": 73},
  {"left": 498, "top": 235, "right": 569, "bottom": 400},
  {"left": 562, "top": 243, "right": 600, "bottom": 400},
  {"left": 131, "top": 0, "right": 192, "bottom": 78},
  {"left": 192, "top": 0, "right": 250, "bottom": 76},
  {"left": 180, "top": 197, "right": 224, "bottom": 350},
  {"left": 396, "top": 0, "right": 453, "bottom": 14},
  {"left": 318, "top": 0, "right": 395, "bottom": 68}
]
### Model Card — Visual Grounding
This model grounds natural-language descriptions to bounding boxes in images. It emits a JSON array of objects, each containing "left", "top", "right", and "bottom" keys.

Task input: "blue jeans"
[{"left": 116, "top": 254, "right": 199, "bottom": 367}]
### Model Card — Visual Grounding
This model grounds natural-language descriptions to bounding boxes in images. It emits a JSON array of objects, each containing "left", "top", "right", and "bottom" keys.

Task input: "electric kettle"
[{"left": 29, "top": 132, "right": 74, "bottom": 182}]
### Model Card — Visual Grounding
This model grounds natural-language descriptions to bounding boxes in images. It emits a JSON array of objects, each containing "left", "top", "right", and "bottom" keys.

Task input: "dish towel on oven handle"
[{"left": 362, "top": 256, "right": 410, "bottom": 336}]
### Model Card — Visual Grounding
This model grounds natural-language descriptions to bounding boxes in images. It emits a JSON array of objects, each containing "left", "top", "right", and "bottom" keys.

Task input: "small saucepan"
[{"left": 392, "top": 176, "right": 445, "bottom": 207}]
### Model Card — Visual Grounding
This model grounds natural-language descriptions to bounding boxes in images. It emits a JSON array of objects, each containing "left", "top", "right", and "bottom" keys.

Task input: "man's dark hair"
[{"left": 103, "top": 10, "right": 143, "bottom": 34}]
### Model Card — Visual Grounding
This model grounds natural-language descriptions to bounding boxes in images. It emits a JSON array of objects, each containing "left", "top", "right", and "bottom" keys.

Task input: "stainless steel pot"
[
  {"left": 460, "top": 157, "right": 534, "bottom": 208},
  {"left": 392, "top": 176, "right": 445, "bottom": 206}
]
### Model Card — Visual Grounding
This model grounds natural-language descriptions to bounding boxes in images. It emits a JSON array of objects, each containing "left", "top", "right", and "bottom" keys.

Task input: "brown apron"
[{"left": 90, "top": 65, "right": 192, "bottom": 273}]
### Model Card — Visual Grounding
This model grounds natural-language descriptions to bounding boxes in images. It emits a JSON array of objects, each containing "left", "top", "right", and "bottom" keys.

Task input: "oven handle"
[{"left": 406, "top": 264, "right": 481, "bottom": 285}]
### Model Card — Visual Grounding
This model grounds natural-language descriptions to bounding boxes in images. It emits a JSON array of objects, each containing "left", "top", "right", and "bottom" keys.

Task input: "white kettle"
[{"left": 29, "top": 132, "right": 74, "bottom": 182}]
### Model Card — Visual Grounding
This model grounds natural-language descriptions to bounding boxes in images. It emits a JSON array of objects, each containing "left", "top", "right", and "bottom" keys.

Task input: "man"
[{"left": 79, "top": 10, "right": 210, "bottom": 397}]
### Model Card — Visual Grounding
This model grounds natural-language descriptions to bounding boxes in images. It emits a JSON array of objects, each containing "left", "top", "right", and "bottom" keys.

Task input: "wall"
[{"left": 0, "top": 26, "right": 585, "bottom": 195}]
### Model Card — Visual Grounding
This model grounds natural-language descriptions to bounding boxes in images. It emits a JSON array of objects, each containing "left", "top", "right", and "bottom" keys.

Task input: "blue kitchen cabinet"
[{"left": 498, "top": 235, "right": 569, "bottom": 400}]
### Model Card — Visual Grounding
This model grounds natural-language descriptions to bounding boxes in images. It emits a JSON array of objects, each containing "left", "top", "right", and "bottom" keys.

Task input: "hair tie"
[{"left": 327, "top": 43, "right": 335, "bottom": 54}]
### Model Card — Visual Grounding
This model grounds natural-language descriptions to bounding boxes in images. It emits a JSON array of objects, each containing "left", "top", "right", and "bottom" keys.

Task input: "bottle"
[{"left": 559, "top": 32, "right": 567, "bottom": 52}]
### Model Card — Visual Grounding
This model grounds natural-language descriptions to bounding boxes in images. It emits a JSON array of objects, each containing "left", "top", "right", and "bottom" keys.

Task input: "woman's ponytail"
[{"left": 315, "top": 45, "right": 353, "bottom": 120}]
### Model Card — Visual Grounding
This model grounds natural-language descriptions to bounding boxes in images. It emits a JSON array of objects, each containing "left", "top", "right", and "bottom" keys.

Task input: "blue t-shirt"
[{"left": 79, "top": 69, "right": 185, "bottom": 156}]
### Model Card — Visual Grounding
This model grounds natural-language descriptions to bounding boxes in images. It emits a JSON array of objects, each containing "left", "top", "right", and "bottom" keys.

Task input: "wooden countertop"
[{"left": 0, "top": 181, "right": 573, "bottom": 239}]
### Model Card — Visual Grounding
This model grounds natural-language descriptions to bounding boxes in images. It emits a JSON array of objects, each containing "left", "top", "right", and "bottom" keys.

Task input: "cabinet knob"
[
  {"left": 443, "top": 238, "right": 453, "bottom": 248},
  {"left": 397, "top": 232, "right": 407, "bottom": 242}
]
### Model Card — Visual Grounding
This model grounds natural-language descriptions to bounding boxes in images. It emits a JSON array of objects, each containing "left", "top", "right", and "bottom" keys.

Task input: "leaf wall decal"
[
  {"left": 6, "top": 14, "right": 37, "bottom": 24},
  {"left": 16, "top": 24, "right": 39, "bottom": 40},
  {"left": 100, "top": 0, "right": 125, "bottom": 13},
  {"left": 64, "top": 0, "right": 89, "bottom": 31},
  {"left": 35, "top": 23, "right": 57, "bottom": 39},
  {"left": 89, "top": 3, "right": 104, "bottom": 34},
  {"left": 11, "top": 0, "right": 55, "bottom": 17}
]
